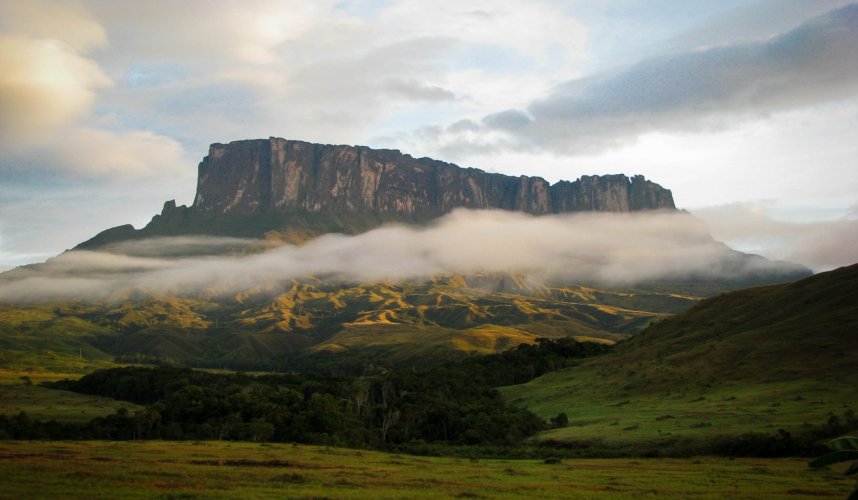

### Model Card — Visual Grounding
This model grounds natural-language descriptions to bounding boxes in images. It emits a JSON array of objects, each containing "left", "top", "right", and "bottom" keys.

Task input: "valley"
[
  {"left": 0, "top": 275, "right": 699, "bottom": 373},
  {"left": 0, "top": 139, "right": 853, "bottom": 497}
]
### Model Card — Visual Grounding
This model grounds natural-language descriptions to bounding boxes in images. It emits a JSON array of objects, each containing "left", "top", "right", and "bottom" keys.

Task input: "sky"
[{"left": 1, "top": 0, "right": 857, "bottom": 271}]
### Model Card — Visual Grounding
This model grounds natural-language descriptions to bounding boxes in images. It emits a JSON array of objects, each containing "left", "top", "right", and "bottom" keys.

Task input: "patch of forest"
[{"left": 1, "top": 338, "right": 605, "bottom": 449}]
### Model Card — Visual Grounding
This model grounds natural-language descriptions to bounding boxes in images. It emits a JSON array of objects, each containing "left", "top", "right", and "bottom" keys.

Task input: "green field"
[
  {"left": 0, "top": 440, "right": 852, "bottom": 499},
  {"left": 504, "top": 369, "right": 856, "bottom": 446},
  {"left": 0, "top": 369, "right": 142, "bottom": 424}
]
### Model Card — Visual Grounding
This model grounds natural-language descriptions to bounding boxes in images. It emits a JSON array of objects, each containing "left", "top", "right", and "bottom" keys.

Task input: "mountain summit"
[
  {"left": 78, "top": 138, "right": 675, "bottom": 248},
  {"left": 192, "top": 138, "right": 675, "bottom": 216}
]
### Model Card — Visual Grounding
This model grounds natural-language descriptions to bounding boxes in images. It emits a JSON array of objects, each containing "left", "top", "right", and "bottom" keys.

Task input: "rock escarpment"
[
  {"left": 78, "top": 138, "right": 675, "bottom": 248},
  {"left": 192, "top": 138, "right": 675, "bottom": 217}
]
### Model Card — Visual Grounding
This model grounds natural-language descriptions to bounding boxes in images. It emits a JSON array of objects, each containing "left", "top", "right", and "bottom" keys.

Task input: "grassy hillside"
[
  {"left": 0, "top": 307, "right": 119, "bottom": 373},
  {"left": 502, "top": 263, "right": 858, "bottom": 447},
  {"left": 0, "top": 275, "right": 696, "bottom": 371}
]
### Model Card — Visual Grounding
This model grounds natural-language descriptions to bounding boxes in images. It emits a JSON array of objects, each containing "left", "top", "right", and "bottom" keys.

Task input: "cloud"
[
  {"left": 0, "top": 210, "right": 806, "bottom": 303},
  {"left": 666, "top": 0, "right": 854, "bottom": 51},
  {"left": 374, "top": 0, "right": 587, "bottom": 62},
  {"left": 0, "top": 0, "right": 192, "bottom": 179},
  {"left": 0, "top": 0, "right": 107, "bottom": 51},
  {"left": 382, "top": 78, "right": 456, "bottom": 102},
  {"left": 0, "top": 34, "right": 110, "bottom": 143},
  {"left": 418, "top": 4, "right": 858, "bottom": 156},
  {"left": 2, "top": 127, "right": 189, "bottom": 177},
  {"left": 694, "top": 203, "right": 858, "bottom": 272},
  {"left": 69, "top": 0, "right": 587, "bottom": 149}
]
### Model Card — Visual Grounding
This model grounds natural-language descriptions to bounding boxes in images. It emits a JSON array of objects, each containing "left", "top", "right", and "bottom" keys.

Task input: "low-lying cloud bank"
[
  {"left": 0, "top": 210, "right": 808, "bottom": 304},
  {"left": 694, "top": 203, "right": 858, "bottom": 272}
]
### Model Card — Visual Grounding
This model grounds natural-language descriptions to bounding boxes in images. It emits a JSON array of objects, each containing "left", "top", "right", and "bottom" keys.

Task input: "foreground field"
[{"left": 0, "top": 440, "right": 852, "bottom": 499}]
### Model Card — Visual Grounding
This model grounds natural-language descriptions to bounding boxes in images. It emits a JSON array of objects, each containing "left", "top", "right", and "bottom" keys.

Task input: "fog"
[
  {"left": 0, "top": 209, "right": 808, "bottom": 304},
  {"left": 694, "top": 204, "right": 858, "bottom": 272}
]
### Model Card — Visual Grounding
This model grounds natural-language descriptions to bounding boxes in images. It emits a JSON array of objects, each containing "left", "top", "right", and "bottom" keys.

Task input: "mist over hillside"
[{"left": 1, "top": 209, "right": 807, "bottom": 304}]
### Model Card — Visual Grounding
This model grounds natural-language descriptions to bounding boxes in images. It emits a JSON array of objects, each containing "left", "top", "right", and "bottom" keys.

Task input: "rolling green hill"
[{"left": 502, "top": 263, "right": 858, "bottom": 448}]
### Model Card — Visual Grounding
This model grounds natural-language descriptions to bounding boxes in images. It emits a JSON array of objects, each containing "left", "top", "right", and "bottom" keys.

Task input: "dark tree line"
[{"left": 3, "top": 338, "right": 607, "bottom": 448}]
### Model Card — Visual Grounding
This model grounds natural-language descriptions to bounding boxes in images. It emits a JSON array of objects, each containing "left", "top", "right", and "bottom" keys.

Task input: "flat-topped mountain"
[
  {"left": 78, "top": 138, "right": 675, "bottom": 248},
  {"left": 193, "top": 138, "right": 675, "bottom": 216}
]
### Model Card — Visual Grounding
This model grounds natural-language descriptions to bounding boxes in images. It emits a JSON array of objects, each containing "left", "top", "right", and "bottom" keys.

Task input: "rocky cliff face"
[
  {"left": 191, "top": 138, "right": 675, "bottom": 217},
  {"left": 77, "top": 138, "right": 675, "bottom": 249}
]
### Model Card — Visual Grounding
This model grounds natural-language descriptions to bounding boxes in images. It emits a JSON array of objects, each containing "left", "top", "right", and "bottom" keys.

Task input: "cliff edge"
[{"left": 77, "top": 138, "right": 676, "bottom": 248}]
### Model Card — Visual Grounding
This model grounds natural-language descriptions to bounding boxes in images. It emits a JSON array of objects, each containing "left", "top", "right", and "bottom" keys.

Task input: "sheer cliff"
[{"left": 78, "top": 138, "right": 676, "bottom": 248}]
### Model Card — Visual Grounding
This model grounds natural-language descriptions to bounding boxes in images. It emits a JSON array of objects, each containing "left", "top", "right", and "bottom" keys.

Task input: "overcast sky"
[{"left": 1, "top": 0, "right": 856, "bottom": 271}]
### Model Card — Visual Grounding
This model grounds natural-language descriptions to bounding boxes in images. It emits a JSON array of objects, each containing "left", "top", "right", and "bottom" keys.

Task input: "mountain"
[
  {"left": 502, "top": 263, "right": 858, "bottom": 448},
  {"left": 0, "top": 138, "right": 811, "bottom": 373},
  {"left": 77, "top": 138, "right": 675, "bottom": 248}
]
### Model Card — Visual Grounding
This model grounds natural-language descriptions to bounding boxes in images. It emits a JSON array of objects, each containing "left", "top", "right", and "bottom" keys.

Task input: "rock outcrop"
[
  {"left": 77, "top": 138, "right": 675, "bottom": 249},
  {"left": 192, "top": 138, "right": 675, "bottom": 217}
]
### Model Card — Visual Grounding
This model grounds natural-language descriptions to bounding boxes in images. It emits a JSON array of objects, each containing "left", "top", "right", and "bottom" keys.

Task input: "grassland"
[
  {"left": 0, "top": 369, "right": 142, "bottom": 424},
  {"left": 505, "top": 370, "right": 856, "bottom": 446},
  {"left": 502, "top": 264, "right": 858, "bottom": 448},
  {"left": 0, "top": 440, "right": 852, "bottom": 499}
]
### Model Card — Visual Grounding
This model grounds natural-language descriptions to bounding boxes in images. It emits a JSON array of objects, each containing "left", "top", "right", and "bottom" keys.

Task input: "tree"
[{"left": 246, "top": 419, "right": 275, "bottom": 442}]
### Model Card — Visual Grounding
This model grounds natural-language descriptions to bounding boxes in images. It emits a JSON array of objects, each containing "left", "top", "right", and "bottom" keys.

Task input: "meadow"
[
  {"left": 0, "top": 369, "right": 141, "bottom": 424},
  {"left": 504, "top": 265, "right": 858, "bottom": 452},
  {"left": 504, "top": 370, "right": 857, "bottom": 448},
  {"left": 0, "top": 440, "right": 852, "bottom": 499}
]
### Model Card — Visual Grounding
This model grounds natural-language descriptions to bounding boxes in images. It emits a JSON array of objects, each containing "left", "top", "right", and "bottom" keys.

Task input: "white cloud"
[
  {"left": 694, "top": 203, "right": 858, "bottom": 272},
  {"left": 0, "top": 34, "right": 110, "bottom": 142},
  {"left": 37, "top": 128, "right": 187, "bottom": 176},
  {"left": 0, "top": 0, "right": 107, "bottom": 51},
  {"left": 0, "top": 0, "right": 191, "bottom": 179},
  {"left": 0, "top": 210, "right": 806, "bottom": 303},
  {"left": 75, "top": 0, "right": 589, "bottom": 148},
  {"left": 374, "top": 0, "right": 588, "bottom": 62},
  {"left": 415, "top": 4, "right": 858, "bottom": 156}
]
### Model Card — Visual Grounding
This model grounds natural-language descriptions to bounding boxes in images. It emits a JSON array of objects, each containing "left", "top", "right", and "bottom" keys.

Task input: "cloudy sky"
[{"left": 1, "top": 0, "right": 856, "bottom": 271}]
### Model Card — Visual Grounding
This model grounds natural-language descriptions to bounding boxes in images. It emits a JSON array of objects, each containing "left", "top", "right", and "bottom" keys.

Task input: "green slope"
[{"left": 501, "top": 263, "right": 858, "bottom": 446}]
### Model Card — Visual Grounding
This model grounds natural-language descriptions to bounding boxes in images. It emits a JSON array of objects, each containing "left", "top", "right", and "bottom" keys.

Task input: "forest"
[{"left": 0, "top": 338, "right": 605, "bottom": 449}]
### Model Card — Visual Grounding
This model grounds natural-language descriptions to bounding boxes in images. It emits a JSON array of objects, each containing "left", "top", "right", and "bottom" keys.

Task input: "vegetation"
[
  {"left": 502, "top": 263, "right": 858, "bottom": 451},
  {"left": 0, "top": 440, "right": 852, "bottom": 499},
  {"left": 0, "top": 275, "right": 696, "bottom": 372},
  {"left": 810, "top": 435, "right": 858, "bottom": 499},
  {"left": 2, "top": 338, "right": 608, "bottom": 448}
]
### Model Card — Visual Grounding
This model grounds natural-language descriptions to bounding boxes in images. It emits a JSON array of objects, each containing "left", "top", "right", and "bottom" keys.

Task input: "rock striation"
[{"left": 77, "top": 138, "right": 675, "bottom": 249}]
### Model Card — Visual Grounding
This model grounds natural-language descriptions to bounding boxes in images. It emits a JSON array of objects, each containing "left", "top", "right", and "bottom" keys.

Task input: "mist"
[
  {"left": 0, "top": 209, "right": 808, "bottom": 304},
  {"left": 694, "top": 204, "right": 858, "bottom": 272}
]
